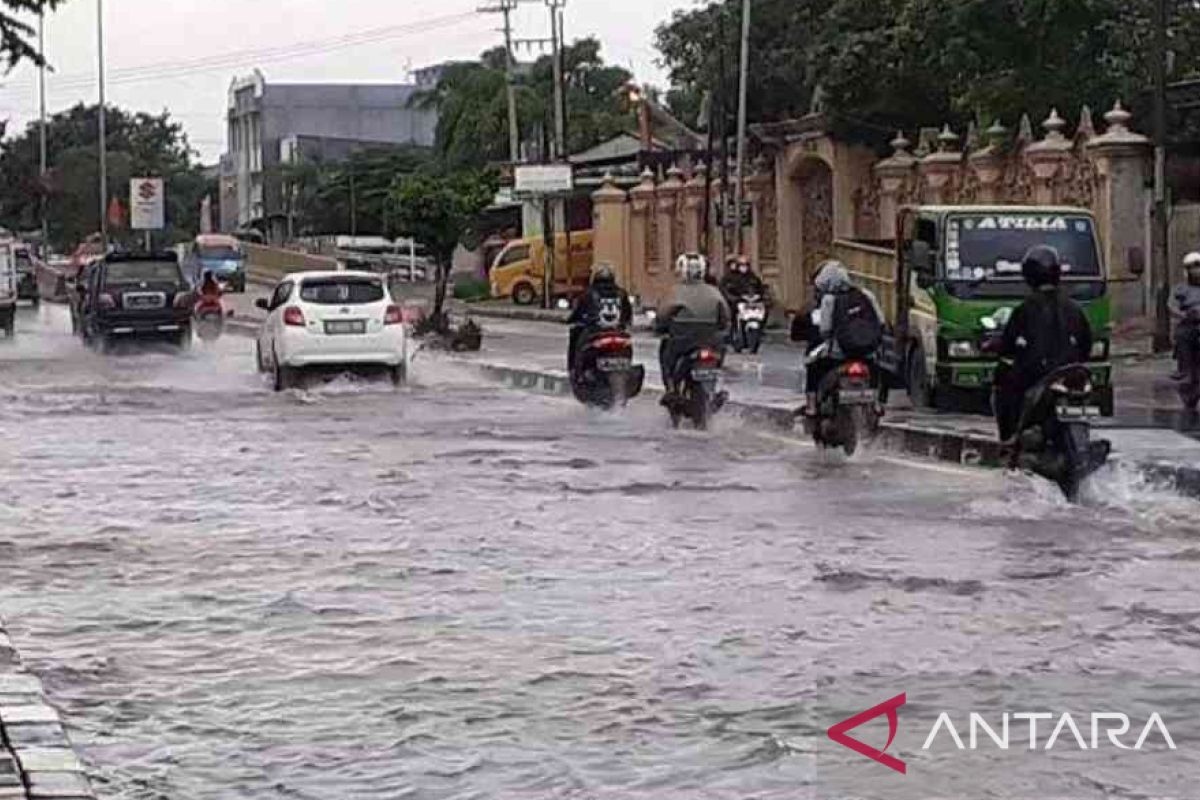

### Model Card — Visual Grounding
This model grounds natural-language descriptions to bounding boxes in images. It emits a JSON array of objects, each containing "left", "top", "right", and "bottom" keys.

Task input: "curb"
[
  {"left": 461, "top": 359, "right": 1197, "bottom": 497},
  {"left": 0, "top": 620, "right": 96, "bottom": 800}
]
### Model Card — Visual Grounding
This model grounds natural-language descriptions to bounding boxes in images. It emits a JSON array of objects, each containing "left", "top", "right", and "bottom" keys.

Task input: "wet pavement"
[{"left": 2, "top": 303, "right": 1200, "bottom": 799}]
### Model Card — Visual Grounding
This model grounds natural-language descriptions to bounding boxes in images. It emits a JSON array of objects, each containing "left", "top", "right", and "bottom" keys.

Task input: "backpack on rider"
[{"left": 832, "top": 286, "right": 883, "bottom": 358}]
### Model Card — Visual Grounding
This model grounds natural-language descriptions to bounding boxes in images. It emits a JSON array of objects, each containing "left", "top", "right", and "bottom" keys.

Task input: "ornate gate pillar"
[
  {"left": 591, "top": 172, "right": 629, "bottom": 287},
  {"left": 1024, "top": 109, "right": 1074, "bottom": 205},
  {"left": 874, "top": 132, "right": 917, "bottom": 240},
  {"left": 1087, "top": 102, "right": 1151, "bottom": 320},
  {"left": 682, "top": 165, "right": 707, "bottom": 253},
  {"left": 628, "top": 168, "right": 656, "bottom": 302},
  {"left": 968, "top": 122, "right": 1009, "bottom": 205},
  {"left": 918, "top": 126, "right": 963, "bottom": 205}
]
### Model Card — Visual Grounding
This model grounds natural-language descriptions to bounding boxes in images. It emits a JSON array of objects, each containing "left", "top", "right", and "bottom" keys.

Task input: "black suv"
[
  {"left": 78, "top": 252, "right": 194, "bottom": 349},
  {"left": 14, "top": 247, "right": 39, "bottom": 306}
]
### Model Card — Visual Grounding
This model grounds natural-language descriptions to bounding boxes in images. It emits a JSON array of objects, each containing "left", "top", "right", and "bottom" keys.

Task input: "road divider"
[
  {"left": 0, "top": 618, "right": 96, "bottom": 800},
  {"left": 459, "top": 358, "right": 1200, "bottom": 499}
]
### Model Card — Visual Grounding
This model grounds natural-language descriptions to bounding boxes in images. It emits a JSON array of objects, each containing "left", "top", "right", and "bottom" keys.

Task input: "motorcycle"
[
  {"left": 982, "top": 309, "right": 1111, "bottom": 500},
  {"left": 570, "top": 327, "right": 645, "bottom": 409},
  {"left": 803, "top": 342, "right": 881, "bottom": 456},
  {"left": 733, "top": 293, "right": 767, "bottom": 354},
  {"left": 664, "top": 342, "right": 728, "bottom": 430},
  {"left": 194, "top": 295, "right": 226, "bottom": 342}
]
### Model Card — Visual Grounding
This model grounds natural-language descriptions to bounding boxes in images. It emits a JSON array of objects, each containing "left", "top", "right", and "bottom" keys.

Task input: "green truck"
[{"left": 839, "top": 205, "right": 1114, "bottom": 416}]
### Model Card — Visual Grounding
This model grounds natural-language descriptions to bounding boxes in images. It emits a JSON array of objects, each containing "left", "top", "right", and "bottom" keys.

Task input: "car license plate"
[
  {"left": 325, "top": 320, "right": 366, "bottom": 335},
  {"left": 691, "top": 368, "right": 721, "bottom": 382},
  {"left": 596, "top": 357, "right": 631, "bottom": 371},
  {"left": 124, "top": 292, "right": 165, "bottom": 309},
  {"left": 839, "top": 388, "right": 876, "bottom": 404}
]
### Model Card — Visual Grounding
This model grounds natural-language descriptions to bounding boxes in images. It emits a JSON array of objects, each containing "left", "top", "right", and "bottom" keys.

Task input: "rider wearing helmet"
[
  {"left": 798, "top": 259, "right": 885, "bottom": 416},
  {"left": 993, "top": 245, "right": 1093, "bottom": 442},
  {"left": 1169, "top": 252, "right": 1200, "bottom": 381},
  {"left": 655, "top": 253, "right": 730, "bottom": 398},
  {"left": 567, "top": 261, "right": 633, "bottom": 371}
]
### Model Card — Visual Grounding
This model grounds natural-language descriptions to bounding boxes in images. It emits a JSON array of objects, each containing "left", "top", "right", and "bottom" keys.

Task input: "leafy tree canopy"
[
  {"left": 655, "top": 0, "right": 1200, "bottom": 146},
  {"left": 0, "top": 103, "right": 212, "bottom": 248},
  {"left": 414, "top": 38, "right": 634, "bottom": 168}
]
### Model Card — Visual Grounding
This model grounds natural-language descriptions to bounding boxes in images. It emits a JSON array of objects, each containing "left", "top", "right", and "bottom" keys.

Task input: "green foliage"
[
  {"left": 0, "top": 1, "right": 62, "bottom": 71},
  {"left": 271, "top": 147, "right": 431, "bottom": 237},
  {"left": 0, "top": 103, "right": 212, "bottom": 249},
  {"left": 387, "top": 169, "right": 499, "bottom": 320},
  {"left": 654, "top": 0, "right": 1200, "bottom": 143},
  {"left": 452, "top": 276, "right": 491, "bottom": 302},
  {"left": 413, "top": 38, "right": 634, "bottom": 168}
]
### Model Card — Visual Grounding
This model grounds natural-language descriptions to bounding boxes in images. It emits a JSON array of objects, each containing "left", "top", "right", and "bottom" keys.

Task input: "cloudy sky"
[{"left": 0, "top": 0, "right": 695, "bottom": 163}]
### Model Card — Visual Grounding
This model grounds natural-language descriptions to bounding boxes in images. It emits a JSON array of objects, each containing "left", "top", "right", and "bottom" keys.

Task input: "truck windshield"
[
  {"left": 943, "top": 214, "right": 1102, "bottom": 299},
  {"left": 947, "top": 214, "right": 1101, "bottom": 278},
  {"left": 197, "top": 246, "right": 241, "bottom": 261}
]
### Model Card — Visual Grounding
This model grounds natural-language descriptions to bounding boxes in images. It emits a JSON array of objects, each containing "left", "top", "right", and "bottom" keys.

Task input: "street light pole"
[
  {"left": 97, "top": 0, "right": 108, "bottom": 247},
  {"left": 38, "top": 11, "right": 48, "bottom": 249},
  {"left": 1152, "top": 0, "right": 1171, "bottom": 352},
  {"left": 732, "top": 0, "right": 751, "bottom": 257}
]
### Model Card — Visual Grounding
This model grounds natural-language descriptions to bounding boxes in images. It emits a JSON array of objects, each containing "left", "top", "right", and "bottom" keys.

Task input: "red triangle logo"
[{"left": 827, "top": 692, "right": 907, "bottom": 774}]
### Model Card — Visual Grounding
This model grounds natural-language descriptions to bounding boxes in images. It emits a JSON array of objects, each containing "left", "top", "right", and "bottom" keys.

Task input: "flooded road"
[{"left": 1, "top": 304, "right": 1199, "bottom": 799}]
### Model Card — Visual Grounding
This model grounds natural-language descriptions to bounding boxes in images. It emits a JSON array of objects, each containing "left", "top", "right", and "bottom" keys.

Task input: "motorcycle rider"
[
  {"left": 993, "top": 245, "right": 1093, "bottom": 443},
  {"left": 655, "top": 252, "right": 730, "bottom": 402},
  {"left": 1169, "top": 252, "right": 1200, "bottom": 381},
  {"left": 567, "top": 262, "right": 633, "bottom": 371},
  {"left": 198, "top": 270, "right": 223, "bottom": 303},
  {"left": 800, "top": 260, "right": 885, "bottom": 416}
]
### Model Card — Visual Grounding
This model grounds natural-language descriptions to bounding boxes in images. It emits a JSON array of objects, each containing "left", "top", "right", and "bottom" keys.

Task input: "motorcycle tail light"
[
  {"left": 845, "top": 361, "right": 870, "bottom": 380},
  {"left": 698, "top": 348, "right": 719, "bottom": 365},
  {"left": 594, "top": 334, "right": 629, "bottom": 352}
]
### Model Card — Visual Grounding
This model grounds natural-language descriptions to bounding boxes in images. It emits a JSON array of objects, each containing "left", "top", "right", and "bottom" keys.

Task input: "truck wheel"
[
  {"left": 907, "top": 344, "right": 936, "bottom": 410},
  {"left": 512, "top": 282, "right": 537, "bottom": 306}
]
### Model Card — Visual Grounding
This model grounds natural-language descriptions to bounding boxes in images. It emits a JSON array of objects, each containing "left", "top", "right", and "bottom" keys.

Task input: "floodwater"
[{"left": 1, "top": 304, "right": 1198, "bottom": 799}]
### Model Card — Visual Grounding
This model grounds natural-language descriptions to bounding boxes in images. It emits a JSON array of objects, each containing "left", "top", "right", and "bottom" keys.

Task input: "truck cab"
[{"left": 889, "top": 206, "right": 1113, "bottom": 415}]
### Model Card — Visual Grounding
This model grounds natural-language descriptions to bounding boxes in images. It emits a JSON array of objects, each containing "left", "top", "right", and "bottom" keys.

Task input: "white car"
[{"left": 255, "top": 270, "right": 408, "bottom": 391}]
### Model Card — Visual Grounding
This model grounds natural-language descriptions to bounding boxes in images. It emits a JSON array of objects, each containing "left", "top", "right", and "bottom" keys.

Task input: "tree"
[
  {"left": 386, "top": 170, "right": 498, "bottom": 327},
  {"left": 414, "top": 39, "right": 634, "bottom": 168},
  {"left": 270, "top": 147, "right": 431, "bottom": 238},
  {"left": 0, "top": 0, "right": 62, "bottom": 70},
  {"left": 0, "top": 103, "right": 212, "bottom": 248},
  {"left": 654, "top": 0, "right": 1200, "bottom": 147}
]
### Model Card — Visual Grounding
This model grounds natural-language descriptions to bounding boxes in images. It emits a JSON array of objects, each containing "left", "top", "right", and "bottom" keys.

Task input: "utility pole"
[
  {"left": 38, "top": 11, "right": 48, "bottom": 250},
  {"left": 732, "top": 0, "right": 751, "bottom": 257},
  {"left": 97, "top": 0, "right": 108, "bottom": 247},
  {"left": 546, "top": 0, "right": 566, "bottom": 159},
  {"left": 1152, "top": 0, "right": 1171, "bottom": 353},
  {"left": 479, "top": 0, "right": 522, "bottom": 162}
]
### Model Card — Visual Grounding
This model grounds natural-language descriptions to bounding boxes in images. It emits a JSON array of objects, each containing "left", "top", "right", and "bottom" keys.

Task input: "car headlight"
[
  {"left": 948, "top": 340, "right": 978, "bottom": 358},
  {"left": 1091, "top": 339, "right": 1109, "bottom": 360}
]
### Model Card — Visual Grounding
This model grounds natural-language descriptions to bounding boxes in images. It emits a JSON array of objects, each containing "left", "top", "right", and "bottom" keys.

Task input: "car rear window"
[
  {"left": 299, "top": 277, "right": 385, "bottom": 305},
  {"left": 106, "top": 260, "right": 182, "bottom": 284}
]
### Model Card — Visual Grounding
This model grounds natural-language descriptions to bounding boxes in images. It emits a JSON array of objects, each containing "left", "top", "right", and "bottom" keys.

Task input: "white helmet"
[
  {"left": 1184, "top": 252, "right": 1200, "bottom": 271},
  {"left": 675, "top": 252, "right": 707, "bottom": 283}
]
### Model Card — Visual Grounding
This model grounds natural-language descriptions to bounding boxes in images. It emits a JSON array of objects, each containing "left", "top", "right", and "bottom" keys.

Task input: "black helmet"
[{"left": 1021, "top": 245, "right": 1062, "bottom": 289}]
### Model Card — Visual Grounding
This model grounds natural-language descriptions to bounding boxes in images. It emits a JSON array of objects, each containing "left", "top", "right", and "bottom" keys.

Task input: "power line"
[{"left": 5, "top": 11, "right": 482, "bottom": 93}]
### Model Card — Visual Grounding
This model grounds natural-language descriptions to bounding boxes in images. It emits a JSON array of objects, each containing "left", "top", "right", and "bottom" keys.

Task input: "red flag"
[{"left": 107, "top": 196, "right": 126, "bottom": 230}]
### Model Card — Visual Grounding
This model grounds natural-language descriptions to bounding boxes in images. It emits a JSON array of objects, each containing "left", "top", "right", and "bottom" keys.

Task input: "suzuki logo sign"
[
  {"left": 827, "top": 693, "right": 907, "bottom": 774},
  {"left": 130, "top": 178, "right": 165, "bottom": 231}
]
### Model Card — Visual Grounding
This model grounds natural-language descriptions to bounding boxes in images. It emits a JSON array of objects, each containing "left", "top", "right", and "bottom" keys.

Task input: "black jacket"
[
  {"left": 569, "top": 280, "right": 633, "bottom": 329},
  {"left": 719, "top": 270, "right": 765, "bottom": 300},
  {"left": 1000, "top": 287, "right": 1093, "bottom": 384}
]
